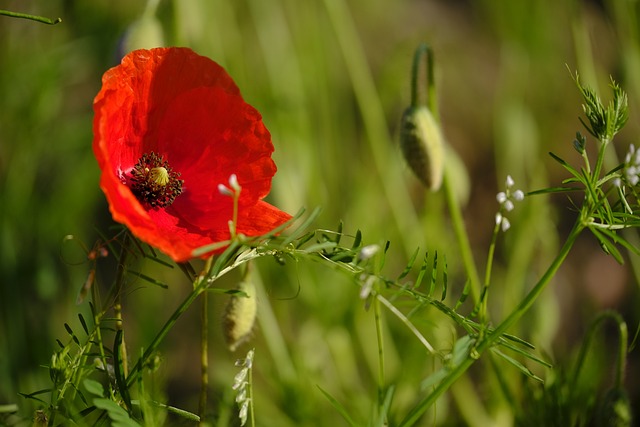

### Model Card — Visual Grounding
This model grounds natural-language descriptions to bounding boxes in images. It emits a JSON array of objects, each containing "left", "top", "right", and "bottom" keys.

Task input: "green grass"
[{"left": 1, "top": 0, "right": 639, "bottom": 426}]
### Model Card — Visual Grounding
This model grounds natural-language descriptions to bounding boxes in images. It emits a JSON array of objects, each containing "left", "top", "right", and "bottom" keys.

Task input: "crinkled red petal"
[{"left": 93, "top": 47, "right": 291, "bottom": 262}]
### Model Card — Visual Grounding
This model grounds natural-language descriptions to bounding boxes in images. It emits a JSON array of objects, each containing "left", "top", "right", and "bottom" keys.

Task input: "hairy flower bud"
[
  {"left": 400, "top": 106, "right": 445, "bottom": 191},
  {"left": 223, "top": 279, "right": 258, "bottom": 352}
]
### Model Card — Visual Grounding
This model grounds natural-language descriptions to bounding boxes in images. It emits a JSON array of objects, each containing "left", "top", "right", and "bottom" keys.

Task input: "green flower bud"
[
  {"left": 400, "top": 106, "right": 445, "bottom": 191},
  {"left": 223, "top": 279, "right": 257, "bottom": 352}
]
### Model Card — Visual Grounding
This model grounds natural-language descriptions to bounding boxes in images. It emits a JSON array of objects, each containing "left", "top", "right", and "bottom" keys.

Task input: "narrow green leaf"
[
  {"left": 131, "top": 400, "right": 200, "bottom": 422},
  {"left": 352, "top": 229, "right": 363, "bottom": 249},
  {"left": 593, "top": 225, "right": 640, "bottom": 257},
  {"left": 316, "top": 385, "right": 358, "bottom": 427},
  {"left": 496, "top": 339, "right": 552, "bottom": 368},
  {"left": 335, "top": 221, "right": 343, "bottom": 245},
  {"left": 428, "top": 251, "right": 438, "bottom": 297},
  {"left": 455, "top": 278, "right": 471, "bottom": 310},
  {"left": 398, "top": 247, "right": 420, "bottom": 280},
  {"left": 78, "top": 313, "right": 89, "bottom": 335},
  {"left": 413, "top": 252, "right": 428, "bottom": 289},
  {"left": 281, "top": 207, "right": 321, "bottom": 246},
  {"left": 441, "top": 254, "right": 448, "bottom": 301},
  {"left": 548, "top": 152, "right": 583, "bottom": 181},
  {"left": 501, "top": 333, "right": 535, "bottom": 350},
  {"left": 303, "top": 241, "right": 339, "bottom": 254},
  {"left": 490, "top": 348, "right": 543, "bottom": 382},
  {"left": 292, "top": 230, "right": 316, "bottom": 249},
  {"left": 128, "top": 271, "right": 169, "bottom": 289},
  {"left": 65, "top": 323, "right": 80, "bottom": 345},
  {"left": 375, "top": 385, "right": 396, "bottom": 427},
  {"left": 589, "top": 227, "right": 624, "bottom": 264}
]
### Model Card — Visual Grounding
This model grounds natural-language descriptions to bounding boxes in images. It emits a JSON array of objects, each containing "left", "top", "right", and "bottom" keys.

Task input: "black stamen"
[{"left": 129, "top": 152, "right": 183, "bottom": 209}]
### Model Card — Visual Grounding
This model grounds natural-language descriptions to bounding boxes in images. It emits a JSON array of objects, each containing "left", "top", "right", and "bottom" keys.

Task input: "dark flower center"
[{"left": 129, "top": 152, "right": 184, "bottom": 209}]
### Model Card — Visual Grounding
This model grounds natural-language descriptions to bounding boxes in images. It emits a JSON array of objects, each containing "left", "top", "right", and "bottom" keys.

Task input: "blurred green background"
[{"left": 1, "top": 0, "right": 639, "bottom": 425}]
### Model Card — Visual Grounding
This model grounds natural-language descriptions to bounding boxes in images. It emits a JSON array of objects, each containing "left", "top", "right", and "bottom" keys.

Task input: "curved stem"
[
  {"left": 410, "top": 44, "right": 437, "bottom": 117},
  {"left": 570, "top": 310, "right": 628, "bottom": 393},
  {"left": 0, "top": 9, "right": 61, "bottom": 24}
]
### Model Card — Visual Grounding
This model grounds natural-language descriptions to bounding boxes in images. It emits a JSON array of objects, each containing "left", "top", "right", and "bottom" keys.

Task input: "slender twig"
[{"left": 0, "top": 9, "right": 61, "bottom": 24}]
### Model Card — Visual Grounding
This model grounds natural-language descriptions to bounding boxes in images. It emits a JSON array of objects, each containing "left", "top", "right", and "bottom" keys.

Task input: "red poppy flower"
[{"left": 93, "top": 47, "right": 291, "bottom": 262}]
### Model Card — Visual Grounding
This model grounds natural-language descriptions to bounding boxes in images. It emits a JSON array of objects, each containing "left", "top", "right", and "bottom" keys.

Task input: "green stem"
[
  {"left": 198, "top": 291, "right": 209, "bottom": 423},
  {"left": 570, "top": 310, "right": 628, "bottom": 393},
  {"left": 410, "top": 43, "right": 437, "bottom": 117},
  {"left": 248, "top": 351, "right": 256, "bottom": 427},
  {"left": 399, "top": 220, "right": 584, "bottom": 426},
  {"left": 443, "top": 172, "right": 482, "bottom": 305},
  {"left": 126, "top": 248, "right": 255, "bottom": 387},
  {"left": 592, "top": 138, "right": 610, "bottom": 184},
  {"left": 114, "top": 234, "right": 132, "bottom": 377},
  {"left": 479, "top": 222, "right": 501, "bottom": 323},
  {"left": 373, "top": 289, "right": 386, "bottom": 412},
  {"left": 126, "top": 285, "right": 204, "bottom": 387},
  {"left": 0, "top": 9, "right": 61, "bottom": 24}
]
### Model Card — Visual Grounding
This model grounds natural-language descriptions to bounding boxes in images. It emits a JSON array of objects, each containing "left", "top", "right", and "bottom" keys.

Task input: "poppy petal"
[{"left": 93, "top": 47, "right": 291, "bottom": 262}]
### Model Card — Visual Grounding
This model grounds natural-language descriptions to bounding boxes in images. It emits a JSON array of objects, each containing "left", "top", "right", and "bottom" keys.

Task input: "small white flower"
[
  {"left": 506, "top": 175, "right": 515, "bottom": 187},
  {"left": 218, "top": 183, "right": 234, "bottom": 196},
  {"left": 359, "top": 274, "right": 376, "bottom": 300},
  {"left": 229, "top": 173, "right": 241, "bottom": 192},
  {"left": 358, "top": 244, "right": 380, "bottom": 261},
  {"left": 495, "top": 175, "right": 524, "bottom": 232},
  {"left": 233, "top": 349, "right": 254, "bottom": 426},
  {"left": 621, "top": 144, "right": 640, "bottom": 186},
  {"left": 504, "top": 200, "right": 515, "bottom": 212},
  {"left": 219, "top": 174, "right": 242, "bottom": 196}
]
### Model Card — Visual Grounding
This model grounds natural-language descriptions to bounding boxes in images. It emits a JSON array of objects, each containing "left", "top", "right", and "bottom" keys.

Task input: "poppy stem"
[
  {"left": 114, "top": 234, "right": 132, "bottom": 378},
  {"left": 198, "top": 256, "right": 214, "bottom": 423},
  {"left": 410, "top": 43, "right": 437, "bottom": 119},
  {"left": 198, "top": 291, "right": 209, "bottom": 422}
]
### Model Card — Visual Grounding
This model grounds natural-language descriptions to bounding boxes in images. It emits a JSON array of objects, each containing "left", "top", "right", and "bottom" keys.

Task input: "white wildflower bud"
[
  {"left": 358, "top": 244, "right": 380, "bottom": 261},
  {"left": 399, "top": 106, "right": 445, "bottom": 191},
  {"left": 504, "top": 200, "right": 515, "bottom": 212},
  {"left": 229, "top": 173, "right": 241, "bottom": 192},
  {"left": 501, "top": 217, "right": 511, "bottom": 232},
  {"left": 218, "top": 183, "right": 233, "bottom": 197}
]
